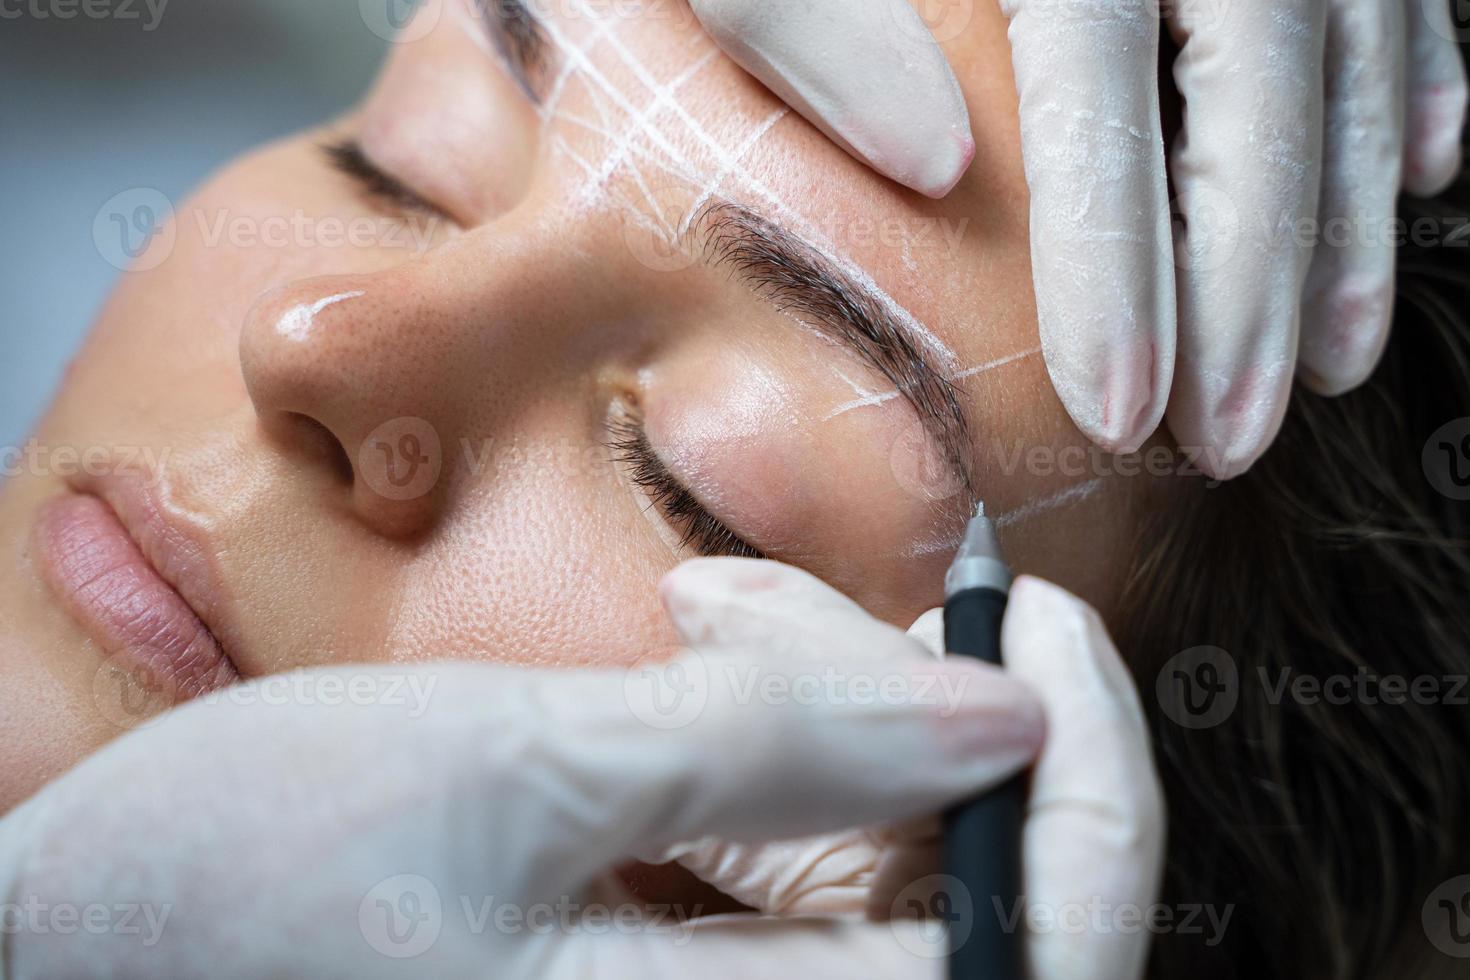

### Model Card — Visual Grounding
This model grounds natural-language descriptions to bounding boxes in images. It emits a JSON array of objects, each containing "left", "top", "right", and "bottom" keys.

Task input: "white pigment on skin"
[
  {"left": 276, "top": 291, "right": 365, "bottom": 343},
  {"left": 540, "top": 1, "right": 961, "bottom": 373}
]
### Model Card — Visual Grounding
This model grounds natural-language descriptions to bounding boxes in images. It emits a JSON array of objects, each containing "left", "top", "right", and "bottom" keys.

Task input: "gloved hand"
[
  {"left": 689, "top": 0, "right": 1469, "bottom": 479},
  {"left": 0, "top": 560, "right": 1161, "bottom": 979},
  {"left": 655, "top": 560, "right": 1165, "bottom": 980}
]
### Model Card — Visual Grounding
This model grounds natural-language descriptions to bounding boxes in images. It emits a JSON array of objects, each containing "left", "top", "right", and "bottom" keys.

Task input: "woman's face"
[{"left": 0, "top": 0, "right": 1166, "bottom": 809}]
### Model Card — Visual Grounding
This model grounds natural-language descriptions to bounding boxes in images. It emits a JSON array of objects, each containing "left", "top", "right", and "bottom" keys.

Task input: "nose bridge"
[
  {"left": 238, "top": 210, "right": 618, "bottom": 538},
  {"left": 242, "top": 215, "right": 599, "bottom": 418}
]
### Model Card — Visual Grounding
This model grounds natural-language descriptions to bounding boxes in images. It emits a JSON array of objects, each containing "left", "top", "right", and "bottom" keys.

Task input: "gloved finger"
[
  {"left": 1403, "top": 0, "right": 1468, "bottom": 196},
  {"left": 659, "top": 829, "right": 885, "bottom": 916},
  {"left": 687, "top": 0, "right": 974, "bottom": 198},
  {"left": 659, "top": 558, "right": 938, "bottom": 666},
  {"left": 548, "top": 913, "right": 945, "bottom": 979},
  {"left": 906, "top": 607, "right": 946, "bottom": 660},
  {"left": 1298, "top": 0, "right": 1407, "bottom": 395},
  {"left": 1003, "top": 576, "right": 1165, "bottom": 980},
  {"left": 541, "top": 560, "right": 1044, "bottom": 901},
  {"left": 998, "top": 0, "right": 1177, "bottom": 455},
  {"left": 1165, "top": 0, "right": 1328, "bottom": 479},
  {"left": 649, "top": 590, "right": 946, "bottom": 922},
  {"left": 863, "top": 815, "right": 943, "bottom": 920}
]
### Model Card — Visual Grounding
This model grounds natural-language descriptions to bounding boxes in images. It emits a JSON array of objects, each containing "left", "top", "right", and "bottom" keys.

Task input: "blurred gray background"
[{"left": 0, "top": 0, "right": 393, "bottom": 449}]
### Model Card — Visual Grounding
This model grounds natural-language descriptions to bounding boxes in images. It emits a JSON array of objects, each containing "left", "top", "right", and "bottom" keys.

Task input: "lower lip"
[{"left": 33, "top": 494, "right": 236, "bottom": 700}]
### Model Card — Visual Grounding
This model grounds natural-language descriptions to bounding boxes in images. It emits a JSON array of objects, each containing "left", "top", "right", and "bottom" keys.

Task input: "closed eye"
[
  {"left": 322, "top": 138, "right": 449, "bottom": 219},
  {"left": 607, "top": 410, "right": 764, "bottom": 560}
]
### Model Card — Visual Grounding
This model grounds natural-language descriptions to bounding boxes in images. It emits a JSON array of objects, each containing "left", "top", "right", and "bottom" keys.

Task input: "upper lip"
[{"left": 66, "top": 468, "right": 245, "bottom": 670}]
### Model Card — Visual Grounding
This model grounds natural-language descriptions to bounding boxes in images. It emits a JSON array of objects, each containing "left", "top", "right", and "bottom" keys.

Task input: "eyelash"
[
  {"left": 607, "top": 412, "right": 764, "bottom": 560},
  {"left": 322, "top": 139, "right": 446, "bottom": 217}
]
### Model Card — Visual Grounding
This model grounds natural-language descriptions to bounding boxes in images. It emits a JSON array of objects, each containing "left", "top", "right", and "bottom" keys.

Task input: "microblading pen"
[{"left": 942, "top": 501, "right": 1022, "bottom": 980}]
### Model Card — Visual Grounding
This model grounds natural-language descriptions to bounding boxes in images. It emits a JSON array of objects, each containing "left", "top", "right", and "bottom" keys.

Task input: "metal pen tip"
[{"left": 945, "top": 499, "right": 1010, "bottom": 597}]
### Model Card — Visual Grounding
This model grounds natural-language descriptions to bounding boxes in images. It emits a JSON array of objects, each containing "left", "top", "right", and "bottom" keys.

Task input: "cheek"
[{"left": 384, "top": 427, "right": 680, "bottom": 670}]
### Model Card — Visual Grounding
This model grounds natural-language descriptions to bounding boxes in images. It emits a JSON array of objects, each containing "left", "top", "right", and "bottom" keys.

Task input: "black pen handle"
[{"left": 943, "top": 585, "right": 1023, "bottom": 980}]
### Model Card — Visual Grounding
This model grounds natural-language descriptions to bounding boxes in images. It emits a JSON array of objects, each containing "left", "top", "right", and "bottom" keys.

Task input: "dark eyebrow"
[
  {"left": 479, "top": 0, "right": 549, "bottom": 100},
  {"left": 692, "top": 200, "right": 974, "bottom": 501}
]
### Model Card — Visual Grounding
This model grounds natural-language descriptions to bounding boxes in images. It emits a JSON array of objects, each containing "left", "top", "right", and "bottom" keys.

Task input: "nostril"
[
  {"left": 298, "top": 414, "right": 355, "bottom": 484},
  {"left": 267, "top": 412, "right": 354, "bottom": 486}
]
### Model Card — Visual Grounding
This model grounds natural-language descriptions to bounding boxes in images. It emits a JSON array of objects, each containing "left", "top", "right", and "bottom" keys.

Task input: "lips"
[{"left": 32, "top": 481, "right": 239, "bottom": 701}]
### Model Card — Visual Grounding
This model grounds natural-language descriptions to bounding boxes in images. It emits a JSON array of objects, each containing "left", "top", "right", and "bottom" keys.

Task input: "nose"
[{"left": 239, "top": 217, "right": 620, "bottom": 539}]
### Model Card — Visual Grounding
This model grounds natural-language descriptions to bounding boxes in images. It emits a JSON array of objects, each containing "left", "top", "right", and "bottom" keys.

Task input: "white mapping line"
[
  {"left": 579, "top": 47, "right": 720, "bottom": 203},
  {"left": 539, "top": 17, "right": 618, "bottom": 122},
  {"left": 552, "top": 133, "right": 671, "bottom": 239},
  {"left": 583, "top": 4, "right": 961, "bottom": 373},
  {"left": 678, "top": 106, "right": 790, "bottom": 237},
  {"left": 563, "top": 65, "right": 706, "bottom": 190},
  {"left": 545, "top": 0, "right": 955, "bottom": 379},
  {"left": 277, "top": 291, "right": 364, "bottom": 343},
  {"left": 540, "top": 18, "right": 703, "bottom": 234},
  {"left": 556, "top": 111, "right": 704, "bottom": 188},
  {"left": 823, "top": 347, "right": 1043, "bottom": 422},
  {"left": 905, "top": 477, "right": 1106, "bottom": 557},
  {"left": 906, "top": 529, "right": 966, "bottom": 558},
  {"left": 551, "top": 53, "right": 705, "bottom": 195},
  {"left": 994, "top": 479, "right": 1104, "bottom": 529},
  {"left": 823, "top": 368, "right": 902, "bottom": 420},
  {"left": 952, "top": 346, "right": 1043, "bottom": 381},
  {"left": 538, "top": 14, "right": 713, "bottom": 211}
]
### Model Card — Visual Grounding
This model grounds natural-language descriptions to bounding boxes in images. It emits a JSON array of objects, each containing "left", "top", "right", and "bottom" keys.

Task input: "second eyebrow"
[
  {"left": 693, "top": 201, "right": 975, "bottom": 500},
  {"left": 478, "top": 0, "right": 550, "bottom": 100}
]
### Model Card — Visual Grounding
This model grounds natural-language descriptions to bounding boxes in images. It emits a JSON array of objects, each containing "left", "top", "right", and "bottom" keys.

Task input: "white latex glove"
[
  {"left": 639, "top": 560, "right": 1166, "bottom": 979},
  {"left": 686, "top": 0, "right": 976, "bottom": 199},
  {"left": 690, "top": 0, "right": 1468, "bottom": 478}
]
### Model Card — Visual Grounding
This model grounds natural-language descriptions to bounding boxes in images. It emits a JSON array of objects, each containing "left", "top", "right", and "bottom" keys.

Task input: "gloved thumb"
[{"left": 687, "top": 0, "right": 975, "bottom": 198}]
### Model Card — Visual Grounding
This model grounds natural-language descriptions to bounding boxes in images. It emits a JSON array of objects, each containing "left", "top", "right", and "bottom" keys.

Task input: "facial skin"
[{"left": 0, "top": 0, "right": 1175, "bottom": 814}]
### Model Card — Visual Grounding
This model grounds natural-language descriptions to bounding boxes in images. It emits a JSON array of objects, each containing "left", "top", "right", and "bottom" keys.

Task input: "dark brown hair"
[{"left": 1124, "top": 117, "right": 1470, "bottom": 977}]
